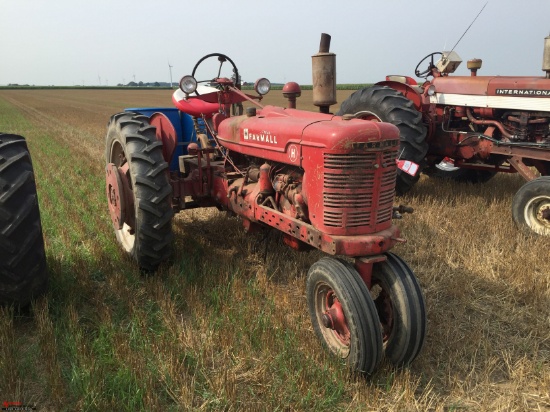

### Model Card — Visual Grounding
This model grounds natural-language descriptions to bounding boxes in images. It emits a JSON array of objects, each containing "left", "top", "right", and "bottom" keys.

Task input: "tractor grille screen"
[{"left": 323, "top": 151, "right": 396, "bottom": 229}]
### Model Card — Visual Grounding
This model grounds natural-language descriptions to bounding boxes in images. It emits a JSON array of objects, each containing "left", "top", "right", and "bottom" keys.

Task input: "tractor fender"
[{"left": 375, "top": 80, "right": 423, "bottom": 111}]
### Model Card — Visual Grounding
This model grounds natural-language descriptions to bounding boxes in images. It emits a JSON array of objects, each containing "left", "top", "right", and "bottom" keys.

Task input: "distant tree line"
[{"left": 117, "top": 81, "right": 174, "bottom": 87}]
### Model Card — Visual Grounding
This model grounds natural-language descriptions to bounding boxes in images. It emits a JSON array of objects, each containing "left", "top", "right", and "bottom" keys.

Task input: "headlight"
[
  {"left": 427, "top": 84, "right": 436, "bottom": 96},
  {"left": 254, "top": 78, "right": 271, "bottom": 95},
  {"left": 179, "top": 75, "right": 197, "bottom": 94}
]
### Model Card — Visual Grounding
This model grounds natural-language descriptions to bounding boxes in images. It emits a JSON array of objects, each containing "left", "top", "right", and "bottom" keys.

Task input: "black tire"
[
  {"left": 511, "top": 176, "right": 550, "bottom": 236},
  {"left": 306, "top": 257, "right": 383, "bottom": 375},
  {"left": 105, "top": 113, "right": 174, "bottom": 271},
  {"left": 0, "top": 134, "right": 48, "bottom": 306},
  {"left": 337, "top": 86, "right": 428, "bottom": 195},
  {"left": 371, "top": 253, "right": 426, "bottom": 366}
]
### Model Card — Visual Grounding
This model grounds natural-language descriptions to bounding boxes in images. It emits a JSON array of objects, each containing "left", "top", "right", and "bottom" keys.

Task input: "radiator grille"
[{"left": 323, "top": 150, "right": 396, "bottom": 228}]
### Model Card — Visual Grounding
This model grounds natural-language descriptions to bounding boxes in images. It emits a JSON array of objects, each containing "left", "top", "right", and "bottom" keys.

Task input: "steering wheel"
[
  {"left": 191, "top": 53, "right": 240, "bottom": 95},
  {"left": 414, "top": 52, "right": 443, "bottom": 78}
]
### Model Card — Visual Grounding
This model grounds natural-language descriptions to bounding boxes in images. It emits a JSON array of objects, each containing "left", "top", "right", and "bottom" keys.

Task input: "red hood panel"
[{"left": 216, "top": 106, "right": 399, "bottom": 167}]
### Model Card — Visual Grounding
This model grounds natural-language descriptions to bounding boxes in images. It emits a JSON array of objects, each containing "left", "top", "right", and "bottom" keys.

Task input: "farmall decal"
[
  {"left": 243, "top": 128, "right": 278, "bottom": 144},
  {"left": 496, "top": 89, "right": 550, "bottom": 97}
]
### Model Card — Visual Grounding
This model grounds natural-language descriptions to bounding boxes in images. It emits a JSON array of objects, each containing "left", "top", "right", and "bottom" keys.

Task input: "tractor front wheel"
[
  {"left": 511, "top": 176, "right": 550, "bottom": 236},
  {"left": 336, "top": 86, "right": 428, "bottom": 195},
  {"left": 105, "top": 112, "right": 174, "bottom": 271},
  {"left": 306, "top": 257, "right": 383, "bottom": 375},
  {"left": 371, "top": 253, "right": 426, "bottom": 365},
  {"left": 0, "top": 134, "right": 48, "bottom": 306}
]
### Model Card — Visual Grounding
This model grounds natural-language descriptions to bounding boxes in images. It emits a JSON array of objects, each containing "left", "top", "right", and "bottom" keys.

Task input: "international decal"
[{"left": 496, "top": 89, "right": 550, "bottom": 97}]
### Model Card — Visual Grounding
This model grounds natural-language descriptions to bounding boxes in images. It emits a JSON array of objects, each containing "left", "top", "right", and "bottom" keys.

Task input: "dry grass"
[{"left": 0, "top": 89, "right": 548, "bottom": 411}]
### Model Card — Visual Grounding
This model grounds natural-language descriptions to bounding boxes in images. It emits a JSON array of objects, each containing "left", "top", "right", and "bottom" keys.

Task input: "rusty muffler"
[
  {"left": 543, "top": 34, "right": 550, "bottom": 78},
  {"left": 312, "top": 33, "right": 336, "bottom": 113}
]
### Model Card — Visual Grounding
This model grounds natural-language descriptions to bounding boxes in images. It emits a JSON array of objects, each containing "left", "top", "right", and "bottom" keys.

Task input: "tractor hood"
[
  {"left": 216, "top": 105, "right": 399, "bottom": 167},
  {"left": 430, "top": 76, "right": 550, "bottom": 111}
]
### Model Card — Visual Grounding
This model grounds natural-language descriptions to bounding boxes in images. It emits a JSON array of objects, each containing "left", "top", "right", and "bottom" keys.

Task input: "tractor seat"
[{"left": 172, "top": 85, "right": 220, "bottom": 118}]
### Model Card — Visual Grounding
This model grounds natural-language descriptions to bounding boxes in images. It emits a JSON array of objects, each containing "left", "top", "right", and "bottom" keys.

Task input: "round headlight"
[
  {"left": 179, "top": 75, "right": 197, "bottom": 94},
  {"left": 427, "top": 84, "right": 436, "bottom": 96},
  {"left": 254, "top": 78, "right": 271, "bottom": 95}
]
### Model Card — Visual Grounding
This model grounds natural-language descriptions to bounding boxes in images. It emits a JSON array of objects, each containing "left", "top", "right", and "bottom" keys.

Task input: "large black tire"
[
  {"left": 105, "top": 113, "right": 174, "bottom": 271},
  {"left": 337, "top": 86, "right": 428, "bottom": 195},
  {"left": 371, "top": 253, "right": 426, "bottom": 366},
  {"left": 0, "top": 134, "right": 48, "bottom": 306},
  {"left": 511, "top": 176, "right": 550, "bottom": 236},
  {"left": 306, "top": 257, "right": 383, "bottom": 375}
]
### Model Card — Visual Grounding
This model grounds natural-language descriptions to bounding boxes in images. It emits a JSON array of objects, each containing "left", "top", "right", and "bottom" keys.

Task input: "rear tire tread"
[{"left": 0, "top": 133, "right": 48, "bottom": 306}]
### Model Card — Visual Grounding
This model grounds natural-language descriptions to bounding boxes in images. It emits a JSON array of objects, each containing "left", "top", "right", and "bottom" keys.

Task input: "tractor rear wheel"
[
  {"left": 105, "top": 112, "right": 174, "bottom": 272},
  {"left": 371, "top": 253, "right": 426, "bottom": 365},
  {"left": 306, "top": 257, "right": 383, "bottom": 375},
  {"left": 511, "top": 176, "right": 550, "bottom": 236},
  {"left": 337, "top": 86, "right": 428, "bottom": 195},
  {"left": 0, "top": 134, "right": 48, "bottom": 306}
]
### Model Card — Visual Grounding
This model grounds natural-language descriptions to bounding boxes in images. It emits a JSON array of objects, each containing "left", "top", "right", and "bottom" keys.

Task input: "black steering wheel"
[
  {"left": 191, "top": 53, "right": 240, "bottom": 95},
  {"left": 414, "top": 52, "right": 443, "bottom": 78}
]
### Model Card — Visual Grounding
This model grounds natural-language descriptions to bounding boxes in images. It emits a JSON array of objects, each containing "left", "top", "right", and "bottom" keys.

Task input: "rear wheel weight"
[
  {"left": 105, "top": 113, "right": 174, "bottom": 272},
  {"left": 306, "top": 257, "right": 383, "bottom": 375},
  {"left": 336, "top": 85, "right": 428, "bottom": 195},
  {"left": 511, "top": 176, "right": 550, "bottom": 236},
  {"left": 0, "top": 134, "right": 48, "bottom": 306}
]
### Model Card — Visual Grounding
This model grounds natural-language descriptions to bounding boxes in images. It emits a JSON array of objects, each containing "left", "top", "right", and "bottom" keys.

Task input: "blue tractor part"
[{"left": 125, "top": 107, "right": 202, "bottom": 171}]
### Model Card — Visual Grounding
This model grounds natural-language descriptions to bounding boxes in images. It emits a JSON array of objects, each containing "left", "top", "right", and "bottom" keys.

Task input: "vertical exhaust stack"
[
  {"left": 543, "top": 34, "right": 550, "bottom": 79},
  {"left": 312, "top": 33, "right": 337, "bottom": 113}
]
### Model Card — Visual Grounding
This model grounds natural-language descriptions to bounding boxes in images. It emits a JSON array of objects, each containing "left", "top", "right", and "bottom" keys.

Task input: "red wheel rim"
[{"left": 323, "top": 290, "right": 350, "bottom": 346}]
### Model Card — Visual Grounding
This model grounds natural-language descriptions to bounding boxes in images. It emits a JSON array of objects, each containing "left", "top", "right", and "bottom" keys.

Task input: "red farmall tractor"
[
  {"left": 338, "top": 35, "right": 550, "bottom": 236},
  {"left": 104, "top": 35, "right": 426, "bottom": 375}
]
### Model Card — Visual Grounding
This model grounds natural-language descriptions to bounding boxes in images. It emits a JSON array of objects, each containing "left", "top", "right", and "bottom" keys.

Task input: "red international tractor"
[
  {"left": 337, "top": 35, "right": 550, "bottom": 236},
  {"left": 104, "top": 35, "right": 426, "bottom": 375}
]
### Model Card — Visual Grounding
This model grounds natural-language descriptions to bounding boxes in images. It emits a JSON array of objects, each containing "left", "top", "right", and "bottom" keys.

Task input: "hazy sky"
[{"left": 1, "top": 0, "right": 549, "bottom": 86}]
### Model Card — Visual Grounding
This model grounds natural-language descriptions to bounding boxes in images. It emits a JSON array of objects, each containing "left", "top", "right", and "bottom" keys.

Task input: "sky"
[{"left": 1, "top": 0, "right": 549, "bottom": 86}]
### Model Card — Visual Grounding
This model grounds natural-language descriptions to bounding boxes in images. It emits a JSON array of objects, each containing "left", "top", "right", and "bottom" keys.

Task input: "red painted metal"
[
  {"left": 167, "top": 47, "right": 412, "bottom": 306},
  {"left": 376, "top": 39, "right": 550, "bottom": 186},
  {"left": 353, "top": 255, "right": 387, "bottom": 289},
  {"left": 376, "top": 80, "right": 423, "bottom": 110},
  {"left": 282, "top": 82, "right": 301, "bottom": 109},
  {"left": 106, "top": 163, "right": 125, "bottom": 229},
  {"left": 322, "top": 291, "right": 350, "bottom": 345},
  {"left": 150, "top": 112, "right": 177, "bottom": 164},
  {"left": 106, "top": 163, "right": 134, "bottom": 230}
]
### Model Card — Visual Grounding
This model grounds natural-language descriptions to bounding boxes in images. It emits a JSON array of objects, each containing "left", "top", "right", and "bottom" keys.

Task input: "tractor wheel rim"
[
  {"left": 106, "top": 163, "right": 126, "bottom": 230},
  {"left": 524, "top": 195, "right": 550, "bottom": 235},
  {"left": 315, "top": 284, "right": 350, "bottom": 357}
]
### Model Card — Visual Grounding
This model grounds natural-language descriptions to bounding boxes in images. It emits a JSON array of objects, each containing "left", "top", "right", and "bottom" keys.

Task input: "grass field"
[{"left": 0, "top": 88, "right": 549, "bottom": 411}]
